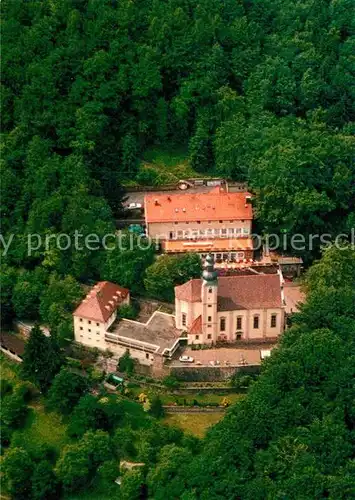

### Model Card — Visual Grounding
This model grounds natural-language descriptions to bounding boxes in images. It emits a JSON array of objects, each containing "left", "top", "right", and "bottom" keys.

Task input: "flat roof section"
[{"left": 108, "top": 311, "right": 181, "bottom": 355}]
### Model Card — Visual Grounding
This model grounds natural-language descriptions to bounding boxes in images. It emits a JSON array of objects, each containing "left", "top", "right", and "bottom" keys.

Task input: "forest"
[
  {"left": 1, "top": 0, "right": 355, "bottom": 498},
  {"left": 1, "top": 0, "right": 354, "bottom": 333}
]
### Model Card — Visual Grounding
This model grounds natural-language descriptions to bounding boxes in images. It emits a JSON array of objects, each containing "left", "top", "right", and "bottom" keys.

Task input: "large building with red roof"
[
  {"left": 144, "top": 187, "right": 254, "bottom": 262},
  {"left": 175, "top": 255, "right": 285, "bottom": 345}
]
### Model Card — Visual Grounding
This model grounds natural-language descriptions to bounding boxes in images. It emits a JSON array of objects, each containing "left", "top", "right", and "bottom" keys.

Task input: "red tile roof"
[
  {"left": 175, "top": 279, "right": 202, "bottom": 302},
  {"left": 73, "top": 281, "right": 129, "bottom": 323},
  {"left": 144, "top": 188, "right": 253, "bottom": 223},
  {"left": 175, "top": 274, "right": 283, "bottom": 310},
  {"left": 189, "top": 315, "right": 202, "bottom": 335}
]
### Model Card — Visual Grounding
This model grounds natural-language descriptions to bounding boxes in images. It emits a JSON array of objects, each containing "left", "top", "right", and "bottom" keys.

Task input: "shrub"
[
  {"left": 136, "top": 167, "right": 159, "bottom": 186},
  {"left": 162, "top": 375, "right": 180, "bottom": 389},
  {"left": 119, "top": 303, "right": 138, "bottom": 320}
]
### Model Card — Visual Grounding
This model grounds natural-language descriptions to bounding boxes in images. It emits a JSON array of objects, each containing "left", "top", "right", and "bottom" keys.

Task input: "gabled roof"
[
  {"left": 73, "top": 281, "right": 129, "bottom": 323},
  {"left": 144, "top": 187, "right": 253, "bottom": 223},
  {"left": 175, "top": 274, "right": 283, "bottom": 311},
  {"left": 189, "top": 315, "right": 202, "bottom": 335},
  {"left": 175, "top": 279, "right": 202, "bottom": 302}
]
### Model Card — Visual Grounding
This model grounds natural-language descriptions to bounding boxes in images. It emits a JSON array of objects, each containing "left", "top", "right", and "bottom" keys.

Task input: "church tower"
[{"left": 201, "top": 254, "right": 218, "bottom": 343}]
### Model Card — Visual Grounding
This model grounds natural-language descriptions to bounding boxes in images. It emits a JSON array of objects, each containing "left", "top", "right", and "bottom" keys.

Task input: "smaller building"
[{"left": 73, "top": 281, "right": 130, "bottom": 350}]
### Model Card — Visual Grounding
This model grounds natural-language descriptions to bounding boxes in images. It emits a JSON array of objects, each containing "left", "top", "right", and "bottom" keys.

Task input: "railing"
[{"left": 105, "top": 333, "right": 157, "bottom": 354}]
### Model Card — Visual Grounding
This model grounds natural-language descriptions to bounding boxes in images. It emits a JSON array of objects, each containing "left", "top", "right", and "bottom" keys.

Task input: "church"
[{"left": 175, "top": 254, "right": 285, "bottom": 345}]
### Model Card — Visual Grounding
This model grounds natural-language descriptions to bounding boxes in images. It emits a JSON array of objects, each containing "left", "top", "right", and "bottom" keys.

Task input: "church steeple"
[{"left": 202, "top": 254, "right": 218, "bottom": 285}]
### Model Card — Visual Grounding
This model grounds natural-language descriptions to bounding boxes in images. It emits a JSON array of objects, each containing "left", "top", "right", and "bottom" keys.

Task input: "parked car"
[
  {"left": 127, "top": 202, "right": 142, "bottom": 209},
  {"left": 179, "top": 355, "right": 194, "bottom": 363}
]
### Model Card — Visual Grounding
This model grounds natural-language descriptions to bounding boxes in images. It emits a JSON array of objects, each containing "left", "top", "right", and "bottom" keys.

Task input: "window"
[
  {"left": 221, "top": 228, "right": 227, "bottom": 236},
  {"left": 88, "top": 329, "right": 91, "bottom": 332},
  {"left": 88, "top": 337, "right": 91, "bottom": 340},
  {"left": 88, "top": 320, "right": 91, "bottom": 324},
  {"left": 199, "top": 229, "right": 205, "bottom": 237},
  {"left": 208, "top": 221, "right": 211, "bottom": 224},
  {"left": 146, "top": 353, "right": 149, "bottom": 359},
  {"left": 174, "top": 221, "right": 178, "bottom": 224},
  {"left": 208, "top": 316, "right": 212, "bottom": 322},
  {"left": 219, "top": 220, "right": 223, "bottom": 223},
  {"left": 220, "top": 317, "right": 226, "bottom": 332},
  {"left": 96, "top": 332, "right": 100, "bottom": 335},
  {"left": 207, "top": 334, "right": 212, "bottom": 339},
  {"left": 169, "top": 232, "right": 173, "bottom": 239},
  {"left": 228, "top": 228, "right": 234, "bottom": 235},
  {"left": 237, "top": 316, "right": 242, "bottom": 330},
  {"left": 80, "top": 327, "right": 83, "bottom": 331},
  {"left": 197, "top": 221, "right": 201, "bottom": 224},
  {"left": 79, "top": 318, "right": 83, "bottom": 322},
  {"left": 253, "top": 315, "right": 259, "bottom": 329},
  {"left": 177, "top": 230, "right": 183, "bottom": 238},
  {"left": 96, "top": 322, "right": 99, "bottom": 327},
  {"left": 80, "top": 334, "right": 83, "bottom": 338},
  {"left": 182, "top": 313, "right": 187, "bottom": 326},
  {"left": 236, "top": 333, "right": 242, "bottom": 340},
  {"left": 271, "top": 314, "right": 277, "bottom": 328},
  {"left": 208, "top": 288, "right": 212, "bottom": 294},
  {"left": 195, "top": 335, "right": 199, "bottom": 340},
  {"left": 208, "top": 304, "right": 212, "bottom": 308}
]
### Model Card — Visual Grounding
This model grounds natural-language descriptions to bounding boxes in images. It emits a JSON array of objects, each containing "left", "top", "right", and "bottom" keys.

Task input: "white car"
[
  {"left": 179, "top": 355, "right": 194, "bottom": 363},
  {"left": 127, "top": 202, "right": 142, "bottom": 209}
]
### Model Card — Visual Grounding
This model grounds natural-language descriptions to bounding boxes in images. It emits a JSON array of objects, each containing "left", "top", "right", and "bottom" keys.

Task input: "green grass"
[
  {"left": 1, "top": 354, "right": 21, "bottom": 383},
  {"left": 1, "top": 354, "right": 68, "bottom": 454},
  {"left": 11, "top": 403, "right": 69, "bottom": 454},
  {"left": 164, "top": 412, "right": 223, "bottom": 438},
  {"left": 124, "top": 144, "right": 213, "bottom": 187}
]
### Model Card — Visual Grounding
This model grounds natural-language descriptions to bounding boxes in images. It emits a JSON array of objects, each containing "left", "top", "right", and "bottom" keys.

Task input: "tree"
[
  {"left": 68, "top": 394, "right": 109, "bottom": 438},
  {"left": 39, "top": 273, "right": 83, "bottom": 342},
  {"left": 21, "top": 324, "right": 63, "bottom": 392},
  {"left": 55, "top": 430, "right": 112, "bottom": 493},
  {"left": 1, "top": 448, "right": 34, "bottom": 500},
  {"left": 1, "top": 391, "right": 28, "bottom": 429},
  {"left": 144, "top": 254, "right": 202, "bottom": 302},
  {"left": 149, "top": 396, "right": 165, "bottom": 419},
  {"left": 120, "top": 469, "right": 146, "bottom": 500},
  {"left": 12, "top": 268, "right": 48, "bottom": 320},
  {"left": 31, "top": 460, "right": 59, "bottom": 500},
  {"left": 0, "top": 266, "right": 17, "bottom": 325},
  {"left": 47, "top": 368, "right": 89, "bottom": 414},
  {"left": 118, "top": 350, "right": 135, "bottom": 375}
]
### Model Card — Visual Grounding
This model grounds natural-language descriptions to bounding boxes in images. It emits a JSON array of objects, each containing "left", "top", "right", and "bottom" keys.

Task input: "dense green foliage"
[
  {"left": 2, "top": 0, "right": 354, "bottom": 304},
  {"left": 144, "top": 245, "right": 355, "bottom": 498},
  {"left": 21, "top": 324, "right": 63, "bottom": 392},
  {"left": 1, "top": 2, "right": 355, "bottom": 497},
  {"left": 144, "top": 253, "right": 202, "bottom": 301}
]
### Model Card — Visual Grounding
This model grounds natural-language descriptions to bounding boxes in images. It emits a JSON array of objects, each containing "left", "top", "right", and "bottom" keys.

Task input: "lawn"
[
  {"left": 125, "top": 145, "right": 214, "bottom": 187},
  {"left": 1, "top": 354, "right": 68, "bottom": 454},
  {"left": 164, "top": 412, "right": 223, "bottom": 438},
  {"left": 1, "top": 354, "right": 21, "bottom": 383},
  {"left": 11, "top": 403, "right": 68, "bottom": 454}
]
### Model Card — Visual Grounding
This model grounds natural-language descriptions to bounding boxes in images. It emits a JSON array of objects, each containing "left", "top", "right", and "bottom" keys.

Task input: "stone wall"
[{"left": 171, "top": 364, "right": 260, "bottom": 382}]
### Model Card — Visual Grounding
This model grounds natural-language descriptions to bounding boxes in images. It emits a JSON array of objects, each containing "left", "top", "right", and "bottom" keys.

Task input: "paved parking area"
[{"left": 170, "top": 344, "right": 277, "bottom": 367}]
